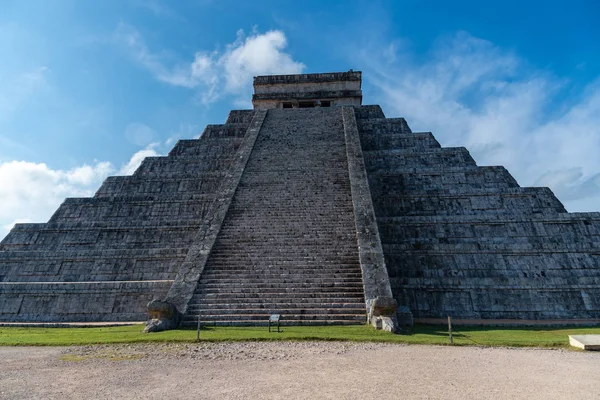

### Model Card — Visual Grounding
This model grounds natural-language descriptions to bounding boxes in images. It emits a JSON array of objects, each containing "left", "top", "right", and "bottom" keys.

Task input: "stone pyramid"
[{"left": 1, "top": 71, "right": 599, "bottom": 329}]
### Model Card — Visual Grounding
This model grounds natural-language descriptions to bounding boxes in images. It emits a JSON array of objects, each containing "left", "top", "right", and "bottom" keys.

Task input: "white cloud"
[
  {"left": 359, "top": 32, "right": 600, "bottom": 212},
  {"left": 113, "top": 24, "right": 197, "bottom": 88},
  {"left": 115, "top": 25, "right": 305, "bottom": 104},
  {"left": 65, "top": 162, "right": 114, "bottom": 186},
  {"left": 218, "top": 29, "right": 305, "bottom": 92},
  {"left": 117, "top": 143, "right": 160, "bottom": 176},
  {"left": 534, "top": 168, "right": 600, "bottom": 202},
  {"left": 0, "top": 143, "right": 164, "bottom": 241},
  {"left": 0, "top": 160, "right": 113, "bottom": 240}
]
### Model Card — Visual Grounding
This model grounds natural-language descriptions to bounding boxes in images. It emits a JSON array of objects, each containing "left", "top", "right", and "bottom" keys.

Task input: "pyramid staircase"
[{"left": 183, "top": 108, "right": 367, "bottom": 326}]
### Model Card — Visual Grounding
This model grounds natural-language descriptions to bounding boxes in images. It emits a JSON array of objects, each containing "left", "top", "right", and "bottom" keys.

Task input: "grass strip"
[{"left": 1, "top": 324, "right": 599, "bottom": 348}]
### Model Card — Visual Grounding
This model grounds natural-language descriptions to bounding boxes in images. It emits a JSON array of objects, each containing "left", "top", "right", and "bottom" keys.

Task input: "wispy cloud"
[
  {"left": 0, "top": 159, "right": 112, "bottom": 240},
  {"left": 113, "top": 23, "right": 196, "bottom": 88},
  {"left": 114, "top": 25, "right": 305, "bottom": 104},
  {"left": 0, "top": 142, "right": 166, "bottom": 241},
  {"left": 358, "top": 31, "right": 600, "bottom": 212}
]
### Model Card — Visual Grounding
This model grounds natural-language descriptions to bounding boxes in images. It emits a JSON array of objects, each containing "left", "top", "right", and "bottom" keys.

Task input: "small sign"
[
  {"left": 269, "top": 314, "right": 281, "bottom": 332},
  {"left": 269, "top": 314, "right": 280, "bottom": 322}
]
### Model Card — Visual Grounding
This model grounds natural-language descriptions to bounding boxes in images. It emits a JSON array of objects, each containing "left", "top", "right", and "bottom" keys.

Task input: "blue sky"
[{"left": 1, "top": 0, "right": 600, "bottom": 239}]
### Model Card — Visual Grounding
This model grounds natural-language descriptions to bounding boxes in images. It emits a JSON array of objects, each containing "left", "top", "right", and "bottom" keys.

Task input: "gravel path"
[{"left": 1, "top": 342, "right": 599, "bottom": 399}]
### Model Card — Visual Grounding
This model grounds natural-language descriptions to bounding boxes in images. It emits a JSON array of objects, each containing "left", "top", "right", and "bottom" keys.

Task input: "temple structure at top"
[
  {"left": 1, "top": 70, "right": 599, "bottom": 331},
  {"left": 252, "top": 71, "right": 362, "bottom": 109}
]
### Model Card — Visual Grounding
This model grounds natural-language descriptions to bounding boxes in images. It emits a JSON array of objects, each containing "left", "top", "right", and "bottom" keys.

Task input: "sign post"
[{"left": 269, "top": 314, "right": 281, "bottom": 333}]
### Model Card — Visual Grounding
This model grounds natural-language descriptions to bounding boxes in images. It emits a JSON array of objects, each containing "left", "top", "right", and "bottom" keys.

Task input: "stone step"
[
  {"left": 1, "top": 227, "right": 199, "bottom": 249},
  {"left": 225, "top": 201, "right": 354, "bottom": 208},
  {"left": 195, "top": 288, "right": 364, "bottom": 296},
  {"left": 239, "top": 174, "right": 352, "bottom": 184},
  {"left": 204, "top": 261, "right": 360, "bottom": 268},
  {"left": 56, "top": 194, "right": 220, "bottom": 206},
  {"left": 205, "top": 254, "right": 360, "bottom": 261},
  {"left": 134, "top": 156, "right": 237, "bottom": 176},
  {"left": 389, "top": 274, "right": 600, "bottom": 286},
  {"left": 201, "top": 272, "right": 362, "bottom": 278},
  {"left": 0, "top": 247, "right": 188, "bottom": 259},
  {"left": 187, "top": 300, "right": 365, "bottom": 309},
  {"left": 226, "top": 224, "right": 353, "bottom": 233},
  {"left": 190, "top": 307, "right": 366, "bottom": 315},
  {"left": 196, "top": 281, "right": 364, "bottom": 289},
  {"left": 377, "top": 212, "right": 600, "bottom": 224},
  {"left": 360, "top": 132, "right": 441, "bottom": 151},
  {"left": 382, "top": 241, "right": 600, "bottom": 252},
  {"left": 200, "top": 268, "right": 363, "bottom": 275},
  {"left": 201, "top": 277, "right": 363, "bottom": 284},
  {"left": 204, "top": 265, "right": 361, "bottom": 271},
  {"left": 369, "top": 167, "right": 520, "bottom": 194},
  {"left": 369, "top": 165, "right": 483, "bottom": 175},
  {"left": 383, "top": 248, "right": 600, "bottom": 259},
  {"left": 207, "top": 249, "right": 359, "bottom": 256},
  {"left": 181, "top": 319, "right": 365, "bottom": 327},
  {"left": 211, "top": 239, "right": 358, "bottom": 245},
  {"left": 184, "top": 313, "right": 366, "bottom": 322},
  {"left": 379, "top": 223, "right": 600, "bottom": 242},
  {"left": 201, "top": 272, "right": 363, "bottom": 279},
  {"left": 201, "top": 265, "right": 361, "bottom": 271},
  {"left": 168, "top": 143, "right": 242, "bottom": 158},
  {"left": 197, "top": 277, "right": 365, "bottom": 285},
  {"left": 14, "top": 221, "right": 203, "bottom": 231},
  {"left": 222, "top": 210, "right": 355, "bottom": 215},
  {"left": 214, "top": 225, "right": 357, "bottom": 232},
  {"left": 194, "top": 292, "right": 365, "bottom": 300},
  {"left": 364, "top": 147, "right": 477, "bottom": 172},
  {"left": 206, "top": 251, "right": 359, "bottom": 257},
  {"left": 224, "top": 110, "right": 255, "bottom": 125},
  {"left": 1, "top": 239, "right": 196, "bottom": 251},
  {"left": 374, "top": 187, "right": 565, "bottom": 218},
  {"left": 356, "top": 115, "right": 410, "bottom": 131},
  {"left": 168, "top": 137, "right": 243, "bottom": 157},
  {"left": 95, "top": 175, "right": 227, "bottom": 198},
  {"left": 200, "top": 123, "right": 250, "bottom": 138}
]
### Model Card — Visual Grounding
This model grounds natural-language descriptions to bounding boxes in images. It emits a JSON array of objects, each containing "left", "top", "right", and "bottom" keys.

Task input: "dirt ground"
[{"left": 1, "top": 342, "right": 598, "bottom": 399}]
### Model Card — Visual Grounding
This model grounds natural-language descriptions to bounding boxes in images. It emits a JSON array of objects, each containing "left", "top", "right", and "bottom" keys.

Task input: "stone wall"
[
  {"left": 0, "top": 281, "right": 172, "bottom": 322},
  {"left": 356, "top": 105, "right": 600, "bottom": 322},
  {"left": 252, "top": 71, "right": 362, "bottom": 109},
  {"left": 0, "top": 110, "right": 256, "bottom": 322},
  {"left": 2, "top": 88, "right": 599, "bottom": 326}
]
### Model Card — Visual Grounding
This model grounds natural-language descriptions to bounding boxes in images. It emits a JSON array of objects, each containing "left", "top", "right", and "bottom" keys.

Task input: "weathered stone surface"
[
  {"left": 183, "top": 107, "right": 366, "bottom": 326},
  {"left": 0, "top": 281, "right": 171, "bottom": 322},
  {"left": 253, "top": 71, "right": 362, "bottom": 109},
  {"left": 163, "top": 110, "right": 268, "bottom": 317},
  {"left": 342, "top": 106, "right": 399, "bottom": 331},
  {"left": 1, "top": 71, "right": 599, "bottom": 327},
  {"left": 396, "top": 306, "right": 414, "bottom": 326},
  {"left": 144, "top": 299, "right": 182, "bottom": 333},
  {"left": 0, "top": 110, "right": 255, "bottom": 322},
  {"left": 357, "top": 106, "right": 600, "bottom": 322},
  {"left": 370, "top": 296, "right": 398, "bottom": 317}
]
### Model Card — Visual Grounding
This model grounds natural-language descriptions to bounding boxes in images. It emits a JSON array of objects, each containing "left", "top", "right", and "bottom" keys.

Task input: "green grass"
[{"left": 1, "top": 324, "right": 599, "bottom": 348}]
